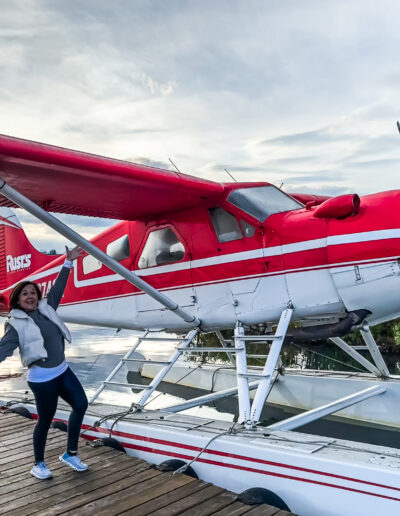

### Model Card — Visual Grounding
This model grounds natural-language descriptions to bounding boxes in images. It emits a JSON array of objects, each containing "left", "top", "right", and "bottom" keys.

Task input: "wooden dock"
[{"left": 0, "top": 411, "right": 296, "bottom": 515}]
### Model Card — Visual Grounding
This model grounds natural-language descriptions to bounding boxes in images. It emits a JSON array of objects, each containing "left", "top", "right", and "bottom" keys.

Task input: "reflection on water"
[
  {"left": 0, "top": 323, "right": 234, "bottom": 421},
  {"left": 1, "top": 322, "right": 400, "bottom": 447},
  {"left": 189, "top": 341, "right": 400, "bottom": 375},
  {"left": 281, "top": 343, "right": 400, "bottom": 375}
]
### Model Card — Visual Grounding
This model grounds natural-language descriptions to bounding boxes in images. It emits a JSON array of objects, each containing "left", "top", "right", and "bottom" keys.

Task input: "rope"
[{"left": 173, "top": 422, "right": 239, "bottom": 475}]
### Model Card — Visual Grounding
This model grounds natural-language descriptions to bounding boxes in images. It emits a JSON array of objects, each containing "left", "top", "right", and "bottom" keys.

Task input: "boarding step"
[
  {"left": 239, "top": 335, "right": 281, "bottom": 341},
  {"left": 350, "top": 346, "right": 370, "bottom": 351},
  {"left": 184, "top": 347, "right": 242, "bottom": 353},
  {"left": 139, "top": 337, "right": 187, "bottom": 341},
  {"left": 234, "top": 308, "right": 293, "bottom": 428},
  {"left": 122, "top": 359, "right": 172, "bottom": 365},
  {"left": 89, "top": 328, "right": 199, "bottom": 405},
  {"left": 103, "top": 381, "right": 152, "bottom": 390},
  {"left": 237, "top": 372, "right": 271, "bottom": 378}
]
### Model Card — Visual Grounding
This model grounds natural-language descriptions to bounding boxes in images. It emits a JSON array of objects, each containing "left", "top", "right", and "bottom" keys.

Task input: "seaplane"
[{"left": 1, "top": 133, "right": 400, "bottom": 515}]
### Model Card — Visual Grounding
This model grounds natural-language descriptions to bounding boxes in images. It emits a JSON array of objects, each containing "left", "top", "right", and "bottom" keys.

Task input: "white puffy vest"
[{"left": 7, "top": 299, "right": 71, "bottom": 367}]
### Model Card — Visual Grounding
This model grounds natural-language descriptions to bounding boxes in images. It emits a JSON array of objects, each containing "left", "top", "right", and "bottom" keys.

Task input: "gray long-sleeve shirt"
[{"left": 0, "top": 267, "right": 70, "bottom": 368}]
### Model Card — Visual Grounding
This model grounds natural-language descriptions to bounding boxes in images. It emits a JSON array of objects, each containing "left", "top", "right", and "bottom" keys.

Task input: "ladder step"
[
  {"left": 139, "top": 337, "right": 187, "bottom": 341},
  {"left": 183, "top": 347, "right": 241, "bottom": 353},
  {"left": 247, "top": 354, "right": 268, "bottom": 358},
  {"left": 103, "top": 381, "right": 152, "bottom": 390},
  {"left": 122, "top": 359, "right": 172, "bottom": 365},
  {"left": 237, "top": 372, "right": 271, "bottom": 378},
  {"left": 238, "top": 335, "right": 281, "bottom": 341},
  {"left": 351, "top": 345, "right": 380, "bottom": 350}
]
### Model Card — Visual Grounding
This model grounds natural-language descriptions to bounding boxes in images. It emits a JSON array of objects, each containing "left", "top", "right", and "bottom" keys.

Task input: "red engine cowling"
[{"left": 313, "top": 194, "right": 360, "bottom": 219}]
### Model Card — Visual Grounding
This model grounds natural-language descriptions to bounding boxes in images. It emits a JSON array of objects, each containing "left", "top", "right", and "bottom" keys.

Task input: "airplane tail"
[{"left": 0, "top": 207, "right": 61, "bottom": 292}]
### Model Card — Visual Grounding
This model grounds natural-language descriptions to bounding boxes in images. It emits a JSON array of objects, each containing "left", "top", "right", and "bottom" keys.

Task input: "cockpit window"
[
  {"left": 107, "top": 235, "right": 130, "bottom": 262},
  {"left": 227, "top": 186, "right": 303, "bottom": 222},
  {"left": 209, "top": 207, "right": 242, "bottom": 243},
  {"left": 138, "top": 227, "right": 185, "bottom": 269}
]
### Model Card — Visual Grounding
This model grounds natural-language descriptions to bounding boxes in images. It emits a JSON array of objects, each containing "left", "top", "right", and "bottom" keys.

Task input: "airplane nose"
[{"left": 327, "top": 188, "right": 400, "bottom": 325}]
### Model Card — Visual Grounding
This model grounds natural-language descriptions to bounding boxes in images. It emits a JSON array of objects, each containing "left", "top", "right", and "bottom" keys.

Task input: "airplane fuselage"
[{"left": 3, "top": 185, "right": 400, "bottom": 332}]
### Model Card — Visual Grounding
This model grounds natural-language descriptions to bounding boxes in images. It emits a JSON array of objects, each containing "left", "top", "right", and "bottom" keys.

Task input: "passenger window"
[
  {"left": 82, "top": 235, "right": 130, "bottom": 275},
  {"left": 209, "top": 207, "right": 242, "bottom": 243},
  {"left": 240, "top": 219, "right": 255, "bottom": 238},
  {"left": 82, "top": 255, "right": 102, "bottom": 275},
  {"left": 138, "top": 228, "right": 185, "bottom": 269},
  {"left": 107, "top": 235, "right": 130, "bottom": 261}
]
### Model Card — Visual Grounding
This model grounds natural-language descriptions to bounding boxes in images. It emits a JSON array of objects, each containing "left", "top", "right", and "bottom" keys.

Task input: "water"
[
  {"left": 0, "top": 323, "right": 232, "bottom": 421},
  {"left": 1, "top": 321, "right": 399, "bottom": 447}
]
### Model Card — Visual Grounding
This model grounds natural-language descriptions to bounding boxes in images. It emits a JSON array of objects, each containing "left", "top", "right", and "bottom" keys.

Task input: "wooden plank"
[
  {"left": 185, "top": 490, "right": 238, "bottom": 516},
  {"left": 0, "top": 448, "right": 133, "bottom": 503},
  {"left": 0, "top": 418, "right": 33, "bottom": 433},
  {"left": 0, "top": 443, "right": 118, "bottom": 487},
  {"left": 65, "top": 471, "right": 197, "bottom": 516},
  {"left": 1, "top": 456, "right": 148, "bottom": 513},
  {"left": 0, "top": 411, "right": 21, "bottom": 417},
  {"left": 0, "top": 425, "right": 43, "bottom": 444},
  {"left": 0, "top": 413, "right": 28, "bottom": 422},
  {"left": 0, "top": 415, "right": 296, "bottom": 516},
  {"left": 150, "top": 484, "right": 225, "bottom": 516},
  {"left": 0, "top": 430, "right": 91, "bottom": 455},
  {"left": 0, "top": 441, "right": 104, "bottom": 481},
  {"left": 211, "top": 500, "right": 253, "bottom": 515},
  {"left": 244, "top": 505, "right": 284, "bottom": 516},
  {"left": 0, "top": 419, "right": 51, "bottom": 438},
  {"left": 0, "top": 430, "right": 65, "bottom": 458},
  {"left": 15, "top": 463, "right": 160, "bottom": 515},
  {"left": 0, "top": 448, "right": 118, "bottom": 497},
  {"left": 0, "top": 412, "right": 32, "bottom": 423},
  {"left": 120, "top": 479, "right": 213, "bottom": 516},
  {"left": 0, "top": 439, "right": 68, "bottom": 470},
  {"left": 0, "top": 413, "right": 24, "bottom": 424}
]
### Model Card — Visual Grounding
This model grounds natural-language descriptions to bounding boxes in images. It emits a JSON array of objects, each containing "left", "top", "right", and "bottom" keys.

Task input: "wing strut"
[{"left": 0, "top": 178, "right": 200, "bottom": 326}]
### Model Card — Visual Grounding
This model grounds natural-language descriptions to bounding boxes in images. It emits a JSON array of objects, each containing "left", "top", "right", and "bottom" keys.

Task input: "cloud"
[
  {"left": 258, "top": 128, "right": 350, "bottom": 147},
  {"left": 1, "top": 0, "right": 400, "bottom": 214},
  {"left": 16, "top": 210, "right": 115, "bottom": 253},
  {"left": 127, "top": 157, "right": 173, "bottom": 170},
  {"left": 284, "top": 184, "right": 351, "bottom": 197},
  {"left": 141, "top": 73, "right": 177, "bottom": 96}
]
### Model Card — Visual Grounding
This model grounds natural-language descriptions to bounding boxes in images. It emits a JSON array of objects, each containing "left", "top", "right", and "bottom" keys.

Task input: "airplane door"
[
  {"left": 190, "top": 206, "right": 267, "bottom": 327},
  {"left": 134, "top": 224, "right": 196, "bottom": 329},
  {"left": 253, "top": 220, "right": 291, "bottom": 322},
  {"left": 280, "top": 212, "right": 342, "bottom": 318}
]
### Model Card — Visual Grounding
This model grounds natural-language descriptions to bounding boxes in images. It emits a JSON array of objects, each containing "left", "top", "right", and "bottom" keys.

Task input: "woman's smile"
[{"left": 18, "top": 284, "right": 39, "bottom": 312}]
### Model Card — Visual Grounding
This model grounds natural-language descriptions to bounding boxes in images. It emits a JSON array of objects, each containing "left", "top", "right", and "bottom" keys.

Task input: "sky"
[{"left": 1, "top": 0, "right": 400, "bottom": 252}]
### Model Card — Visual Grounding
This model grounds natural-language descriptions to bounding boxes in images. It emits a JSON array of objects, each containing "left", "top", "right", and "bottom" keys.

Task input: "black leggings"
[{"left": 28, "top": 367, "right": 88, "bottom": 463}]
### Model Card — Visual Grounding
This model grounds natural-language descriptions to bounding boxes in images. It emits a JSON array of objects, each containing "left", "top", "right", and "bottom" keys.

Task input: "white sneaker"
[
  {"left": 59, "top": 452, "right": 88, "bottom": 472},
  {"left": 30, "top": 461, "right": 52, "bottom": 479}
]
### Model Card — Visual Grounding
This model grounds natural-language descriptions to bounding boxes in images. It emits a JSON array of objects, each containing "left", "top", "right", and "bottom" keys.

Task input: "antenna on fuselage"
[
  {"left": 168, "top": 158, "right": 181, "bottom": 173},
  {"left": 224, "top": 168, "right": 237, "bottom": 182},
  {"left": 397, "top": 121, "right": 400, "bottom": 134}
]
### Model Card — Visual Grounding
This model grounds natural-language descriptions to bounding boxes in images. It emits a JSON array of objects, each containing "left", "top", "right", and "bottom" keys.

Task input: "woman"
[{"left": 0, "top": 246, "right": 88, "bottom": 480}]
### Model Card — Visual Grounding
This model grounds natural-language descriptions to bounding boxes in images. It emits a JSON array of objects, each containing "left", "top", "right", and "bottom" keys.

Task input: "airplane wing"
[{"left": 0, "top": 134, "right": 224, "bottom": 220}]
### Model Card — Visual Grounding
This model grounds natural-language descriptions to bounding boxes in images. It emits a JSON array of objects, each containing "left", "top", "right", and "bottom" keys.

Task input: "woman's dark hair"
[{"left": 9, "top": 281, "right": 42, "bottom": 311}]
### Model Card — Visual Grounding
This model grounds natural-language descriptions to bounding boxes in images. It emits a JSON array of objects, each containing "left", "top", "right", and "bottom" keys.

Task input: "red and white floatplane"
[{"left": 1, "top": 134, "right": 400, "bottom": 515}]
